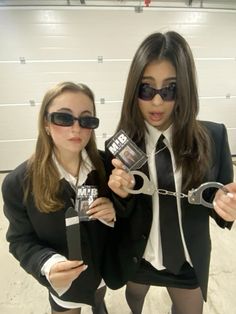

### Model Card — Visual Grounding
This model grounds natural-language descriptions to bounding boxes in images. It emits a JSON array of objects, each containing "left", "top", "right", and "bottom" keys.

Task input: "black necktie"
[{"left": 155, "top": 135, "right": 185, "bottom": 274}]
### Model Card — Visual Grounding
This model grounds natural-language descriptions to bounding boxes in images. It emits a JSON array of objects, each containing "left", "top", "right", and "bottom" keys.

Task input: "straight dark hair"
[{"left": 116, "top": 31, "right": 211, "bottom": 192}]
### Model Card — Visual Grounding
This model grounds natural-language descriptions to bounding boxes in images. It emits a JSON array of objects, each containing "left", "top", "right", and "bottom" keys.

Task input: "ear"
[{"left": 45, "top": 127, "right": 50, "bottom": 135}]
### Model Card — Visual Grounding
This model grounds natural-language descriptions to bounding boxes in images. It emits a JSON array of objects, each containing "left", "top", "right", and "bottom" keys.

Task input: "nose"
[
  {"left": 152, "top": 93, "right": 164, "bottom": 106},
  {"left": 71, "top": 119, "right": 82, "bottom": 131}
]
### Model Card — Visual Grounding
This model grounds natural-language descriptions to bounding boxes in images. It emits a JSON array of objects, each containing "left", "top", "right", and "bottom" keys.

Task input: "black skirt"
[{"left": 130, "top": 259, "right": 199, "bottom": 289}]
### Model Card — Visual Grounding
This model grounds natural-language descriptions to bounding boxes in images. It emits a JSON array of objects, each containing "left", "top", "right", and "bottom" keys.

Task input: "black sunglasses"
[
  {"left": 47, "top": 112, "right": 99, "bottom": 129},
  {"left": 138, "top": 82, "right": 176, "bottom": 101}
]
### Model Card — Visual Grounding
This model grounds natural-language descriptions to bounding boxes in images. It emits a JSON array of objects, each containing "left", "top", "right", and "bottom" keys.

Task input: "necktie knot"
[{"left": 156, "top": 134, "right": 166, "bottom": 151}]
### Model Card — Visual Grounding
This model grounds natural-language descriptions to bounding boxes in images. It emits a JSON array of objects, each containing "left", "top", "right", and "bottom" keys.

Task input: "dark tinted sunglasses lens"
[
  {"left": 79, "top": 116, "right": 99, "bottom": 129},
  {"left": 50, "top": 112, "right": 74, "bottom": 126},
  {"left": 161, "top": 84, "right": 176, "bottom": 101},
  {"left": 138, "top": 84, "right": 154, "bottom": 100}
]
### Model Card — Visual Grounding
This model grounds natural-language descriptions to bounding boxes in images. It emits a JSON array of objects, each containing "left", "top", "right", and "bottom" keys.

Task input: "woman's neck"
[{"left": 54, "top": 149, "right": 81, "bottom": 177}]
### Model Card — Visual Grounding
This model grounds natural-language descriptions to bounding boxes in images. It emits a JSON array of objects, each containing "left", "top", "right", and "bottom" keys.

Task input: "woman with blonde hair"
[{"left": 2, "top": 81, "right": 115, "bottom": 313}]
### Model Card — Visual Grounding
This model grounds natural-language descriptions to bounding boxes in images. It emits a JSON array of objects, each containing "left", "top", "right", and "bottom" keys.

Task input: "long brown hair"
[
  {"left": 116, "top": 31, "right": 211, "bottom": 192},
  {"left": 25, "top": 81, "right": 106, "bottom": 213}
]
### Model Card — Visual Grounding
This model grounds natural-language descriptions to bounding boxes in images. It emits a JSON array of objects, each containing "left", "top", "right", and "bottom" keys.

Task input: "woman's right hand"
[
  {"left": 49, "top": 260, "right": 88, "bottom": 289},
  {"left": 108, "top": 158, "right": 135, "bottom": 198}
]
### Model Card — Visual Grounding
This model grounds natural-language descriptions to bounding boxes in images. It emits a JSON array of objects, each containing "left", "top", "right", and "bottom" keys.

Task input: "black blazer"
[
  {"left": 2, "top": 152, "right": 112, "bottom": 306},
  {"left": 102, "top": 121, "right": 234, "bottom": 301}
]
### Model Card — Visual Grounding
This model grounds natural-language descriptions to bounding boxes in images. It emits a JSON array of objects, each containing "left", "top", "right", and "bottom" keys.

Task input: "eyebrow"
[
  {"left": 142, "top": 76, "right": 176, "bottom": 82},
  {"left": 57, "top": 108, "right": 93, "bottom": 115}
]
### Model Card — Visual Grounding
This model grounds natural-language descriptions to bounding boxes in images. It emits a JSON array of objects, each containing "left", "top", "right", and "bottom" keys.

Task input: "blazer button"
[
  {"left": 142, "top": 234, "right": 147, "bottom": 240},
  {"left": 133, "top": 257, "right": 138, "bottom": 263}
]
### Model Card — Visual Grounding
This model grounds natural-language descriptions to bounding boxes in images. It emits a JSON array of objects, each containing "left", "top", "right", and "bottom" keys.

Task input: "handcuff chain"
[
  {"left": 146, "top": 145, "right": 187, "bottom": 199},
  {"left": 156, "top": 188, "right": 188, "bottom": 199}
]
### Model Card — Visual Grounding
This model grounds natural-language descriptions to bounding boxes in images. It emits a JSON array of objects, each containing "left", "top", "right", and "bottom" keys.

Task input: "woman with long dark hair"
[{"left": 105, "top": 31, "right": 236, "bottom": 314}]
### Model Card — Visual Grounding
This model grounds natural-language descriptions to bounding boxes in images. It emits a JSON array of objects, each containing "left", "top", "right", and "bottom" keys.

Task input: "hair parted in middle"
[{"left": 116, "top": 31, "right": 211, "bottom": 191}]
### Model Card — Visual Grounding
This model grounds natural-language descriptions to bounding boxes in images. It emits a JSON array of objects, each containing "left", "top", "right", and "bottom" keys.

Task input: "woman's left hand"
[
  {"left": 213, "top": 182, "right": 236, "bottom": 221},
  {"left": 86, "top": 197, "right": 116, "bottom": 223}
]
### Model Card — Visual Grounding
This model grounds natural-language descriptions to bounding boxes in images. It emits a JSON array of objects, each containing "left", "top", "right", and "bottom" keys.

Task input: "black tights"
[
  {"left": 51, "top": 286, "right": 107, "bottom": 314},
  {"left": 125, "top": 281, "right": 203, "bottom": 314},
  {"left": 51, "top": 308, "right": 81, "bottom": 314}
]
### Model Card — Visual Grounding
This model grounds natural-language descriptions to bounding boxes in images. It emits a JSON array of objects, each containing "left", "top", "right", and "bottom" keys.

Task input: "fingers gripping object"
[
  {"left": 188, "top": 182, "right": 228, "bottom": 207},
  {"left": 124, "top": 170, "right": 156, "bottom": 195},
  {"left": 123, "top": 170, "right": 228, "bottom": 209}
]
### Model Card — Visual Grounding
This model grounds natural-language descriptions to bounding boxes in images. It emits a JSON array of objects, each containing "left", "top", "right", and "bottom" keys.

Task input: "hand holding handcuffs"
[
  {"left": 123, "top": 170, "right": 227, "bottom": 209},
  {"left": 107, "top": 130, "right": 229, "bottom": 209}
]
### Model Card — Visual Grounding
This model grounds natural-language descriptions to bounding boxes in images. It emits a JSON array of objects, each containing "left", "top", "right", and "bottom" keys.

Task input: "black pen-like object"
[{"left": 65, "top": 207, "right": 82, "bottom": 260}]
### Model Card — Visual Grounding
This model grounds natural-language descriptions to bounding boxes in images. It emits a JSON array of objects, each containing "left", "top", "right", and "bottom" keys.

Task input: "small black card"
[
  {"left": 107, "top": 129, "right": 148, "bottom": 170},
  {"left": 75, "top": 185, "right": 98, "bottom": 221}
]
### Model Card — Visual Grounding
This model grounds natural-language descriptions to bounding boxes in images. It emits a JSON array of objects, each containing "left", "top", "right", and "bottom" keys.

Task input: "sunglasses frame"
[
  {"left": 47, "top": 112, "right": 99, "bottom": 129},
  {"left": 138, "top": 82, "right": 176, "bottom": 101}
]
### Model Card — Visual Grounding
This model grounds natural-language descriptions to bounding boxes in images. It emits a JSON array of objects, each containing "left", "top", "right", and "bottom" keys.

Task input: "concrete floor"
[{"left": 1, "top": 163, "right": 236, "bottom": 314}]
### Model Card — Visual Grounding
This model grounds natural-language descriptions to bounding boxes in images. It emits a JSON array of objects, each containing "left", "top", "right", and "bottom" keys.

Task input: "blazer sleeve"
[
  {"left": 2, "top": 167, "right": 57, "bottom": 288},
  {"left": 207, "top": 123, "right": 234, "bottom": 229}
]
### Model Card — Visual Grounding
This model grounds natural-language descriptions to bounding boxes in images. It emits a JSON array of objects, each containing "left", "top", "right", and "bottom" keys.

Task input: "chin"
[
  {"left": 149, "top": 120, "right": 163, "bottom": 129},
  {"left": 68, "top": 146, "right": 83, "bottom": 154}
]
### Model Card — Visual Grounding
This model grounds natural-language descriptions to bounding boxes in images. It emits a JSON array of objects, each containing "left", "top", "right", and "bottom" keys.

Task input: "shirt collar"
[{"left": 144, "top": 121, "right": 173, "bottom": 149}]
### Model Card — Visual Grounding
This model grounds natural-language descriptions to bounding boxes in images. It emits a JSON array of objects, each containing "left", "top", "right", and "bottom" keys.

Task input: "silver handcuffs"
[{"left": 124, "top": 170, "right": 227, "bottom": 209}]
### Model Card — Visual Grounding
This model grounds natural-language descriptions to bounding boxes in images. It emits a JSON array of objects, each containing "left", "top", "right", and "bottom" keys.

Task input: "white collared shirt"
[
  {"left": 143, "top": 122, "right": 192, "bottom": 270},
  {"left": 52, "top": 149, "right": 93, "bottom": 188}
]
